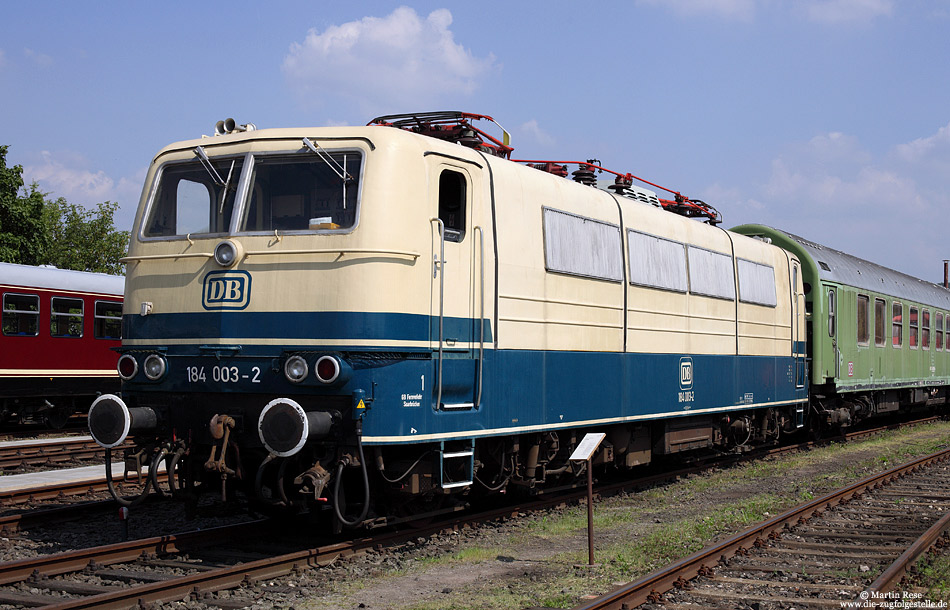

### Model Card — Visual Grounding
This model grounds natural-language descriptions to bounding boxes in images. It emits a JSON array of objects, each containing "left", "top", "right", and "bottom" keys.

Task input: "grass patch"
[
  {"left": 299, "top": 421, "right": 950, "bottom": 610},
  {"left": 915, "top": 551, "right": 950, "bottom": 602}
]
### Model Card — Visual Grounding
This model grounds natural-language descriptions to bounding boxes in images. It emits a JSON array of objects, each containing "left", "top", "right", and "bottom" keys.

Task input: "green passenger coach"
[{"left": 733, "top": 225, "right": 950, "bottom": 429}]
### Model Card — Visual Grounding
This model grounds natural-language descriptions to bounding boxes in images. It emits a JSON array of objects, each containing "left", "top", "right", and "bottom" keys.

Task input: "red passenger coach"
[{"left": 0, "top": 263, "right": 124, "bottom": 428}]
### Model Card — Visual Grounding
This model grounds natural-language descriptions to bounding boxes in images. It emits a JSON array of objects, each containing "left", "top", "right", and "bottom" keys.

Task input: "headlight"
[
  {"left": 284, "top": 355, "right": 309, "bottom": 383},
  {"left": 213, "top": 239, "right": 242, "bottom": 267},
  {"left": 117, "top": 354, "right": 138, "bottom": 380},
  {"left": 143, "top": 354, "right": 167, "bottom": 381}
]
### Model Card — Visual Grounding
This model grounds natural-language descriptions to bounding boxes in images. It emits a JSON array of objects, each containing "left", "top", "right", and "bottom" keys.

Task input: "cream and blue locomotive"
[{"left": 89, "top": 112, "right": 810, "bottom": 525}]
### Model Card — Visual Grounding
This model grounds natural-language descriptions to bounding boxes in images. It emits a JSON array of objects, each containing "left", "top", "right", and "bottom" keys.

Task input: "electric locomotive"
[
  {"left": 1, "top": 262, "right": 123, "bottom": 428},
  {"left": 90, "top": 112, "right": 820, "bottom": 525}
]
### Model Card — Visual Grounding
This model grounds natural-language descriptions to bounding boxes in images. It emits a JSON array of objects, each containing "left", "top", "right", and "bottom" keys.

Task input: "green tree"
[
  {"left": 0, "top": 146, "right": 50, "bottom": 265},
  {"left": 0, "top": 145, "right": 128, "bottom": 274}
]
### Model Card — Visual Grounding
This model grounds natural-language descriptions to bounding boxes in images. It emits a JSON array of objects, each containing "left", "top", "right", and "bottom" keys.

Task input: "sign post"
[{"left": 569, "top": 432, "right": 606, "bottom": 566}]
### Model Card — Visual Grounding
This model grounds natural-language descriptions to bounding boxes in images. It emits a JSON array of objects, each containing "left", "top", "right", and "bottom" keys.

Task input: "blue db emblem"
[{"left": 202, "top": 271, "right": 251, "bottom": 310}]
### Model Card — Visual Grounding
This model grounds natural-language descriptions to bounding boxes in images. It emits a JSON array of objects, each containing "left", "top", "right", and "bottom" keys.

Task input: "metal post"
[
  {"left": 586, "top": 457, "right": 595, "bottom": 566},
  {"left": 570, "top": 432, "right": 605, "bottom": 568}
]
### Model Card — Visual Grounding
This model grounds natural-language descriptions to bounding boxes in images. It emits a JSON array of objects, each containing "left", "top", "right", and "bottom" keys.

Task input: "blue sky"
[{"left": 2, "top": 1, "right": 950, "bottom": 281}]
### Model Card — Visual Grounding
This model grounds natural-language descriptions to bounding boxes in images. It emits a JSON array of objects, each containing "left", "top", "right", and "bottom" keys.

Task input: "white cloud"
[
  {"left": 801, "top": 0, "right": 893, "bottom": 24},
  {"left": 519, "top": 120, "right": 555, "bottom": 148},
  {"left": 895, "top": 120, "right": 950, "bottom": 166},
  {"left": 762, "top": 139, "right": 921, "bottom": 216},
  {"left": 636, "top": 0, "right": 756, "bottom": 21},
  {"left": 637, "top": 0, "right": 895, "bottom": 24},
  {"left": 23, "top": 48, "right": 52, "bottom": 68},
  {"left": 282, "top": 7, "right": 497, "bottom": 114},
  {"left": 21, "top": 151, "right": 144, "bottom": 231},
  {"left": 714, "top": 127, "right": 950, "bottom": 277},
  {"left": 25, "top": 151, "right": 114, "bottom": 202}
]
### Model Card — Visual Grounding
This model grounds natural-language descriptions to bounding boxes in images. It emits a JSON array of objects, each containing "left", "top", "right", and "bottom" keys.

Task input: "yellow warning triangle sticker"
[{"left": 357, "top": 399, "right": 366, "bottom": 409}]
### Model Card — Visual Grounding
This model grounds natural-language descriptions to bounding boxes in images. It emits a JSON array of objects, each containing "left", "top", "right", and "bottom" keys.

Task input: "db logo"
[
  {"left": 202, "top": 271, "right": 252, "bottom": 310},
  {"left": 679, "top": 357, "right": 693, "bottom": 390}
]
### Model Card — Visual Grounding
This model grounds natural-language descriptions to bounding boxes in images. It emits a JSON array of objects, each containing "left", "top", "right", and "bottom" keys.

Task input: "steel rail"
[
  {"left": 0, "top": 415, "right": 935, "bottom": 607},
  {"left": 571, "top": 446, "right": 950, "bottom": 610},
  {"left": 861, "top": 507, "right": 950, "bottom": 604},
  {"left": 0, "top": 438, "right": 119, "bottom": 470},
  {"left": 0, "top": 520, "right": 269, "bottom": 586}
]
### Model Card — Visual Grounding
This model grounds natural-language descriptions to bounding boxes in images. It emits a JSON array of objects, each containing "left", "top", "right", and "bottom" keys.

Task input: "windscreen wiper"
[
  {"left": 194, "top": 146, "right": 236, "bottom": 213},
  {"left": 302, "top": 138, "right": 354, "bottom": 182}
]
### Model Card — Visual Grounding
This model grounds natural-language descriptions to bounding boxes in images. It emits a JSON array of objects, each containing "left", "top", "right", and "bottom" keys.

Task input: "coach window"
[
  {"left": 892, "top": 302, "right": 902, "bottom": 347},
  {"left": 909, "top": 307, "right": 919, "bottom": 348},
  {"left": 438, "top": 170, "right": 467, "bottom": 242},
  {"left": 828, "top": 289, "right": 836, "bottom": 337},
  {"left": 94, "top": 301, "right": 122, "bottom": 340},
  {"left": 923, "top": 309, "right": 931, "bottom": 349},
  {"left": 937, "top": 313, "right": 944, "bottom": 351},
  {"left": 2, "top": 293, "right": 39, "bottom": 336},
  {"left": 51, "top": 297, "right": 83, "bottom": 338},
  {"left": 857, "top": 294, "right": 869, "bottom": 346},
  {"left": 874, "top": 298, "right": 886, "bottom": 347}
]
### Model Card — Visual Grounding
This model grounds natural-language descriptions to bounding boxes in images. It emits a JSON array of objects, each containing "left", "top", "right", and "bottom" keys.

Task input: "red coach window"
[
  {"left": 910, "top": 307, "right": 919, "bottom": 348},
  {"left": 51, "top": 297, "right": 83, "bottom": 338},
  {"left": 94, "top": 301, "right": 122, "bottom": 339},
  {"left": 892, "top": 302, "right": 902, "bottom": 347},
  {"left": 923, "top": 309, "right": 931, "bottom": 349},
  {"left": 2, "top": 293, "right": 40, "bottom": 336}
]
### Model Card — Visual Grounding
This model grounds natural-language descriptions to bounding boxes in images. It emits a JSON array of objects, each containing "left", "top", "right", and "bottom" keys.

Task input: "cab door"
[{"left": 429, "top": 161, "right": 480, "bottom": 410}]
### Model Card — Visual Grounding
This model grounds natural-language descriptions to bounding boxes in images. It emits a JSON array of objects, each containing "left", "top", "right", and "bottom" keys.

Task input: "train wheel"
[{"left": 44, "top": 405, "right": 71, "bottom": 429}]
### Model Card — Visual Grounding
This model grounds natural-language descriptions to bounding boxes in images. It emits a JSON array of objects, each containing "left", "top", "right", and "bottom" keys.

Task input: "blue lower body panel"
[{"left": 357, "top": 349, "right": 806, "bottom": 444}]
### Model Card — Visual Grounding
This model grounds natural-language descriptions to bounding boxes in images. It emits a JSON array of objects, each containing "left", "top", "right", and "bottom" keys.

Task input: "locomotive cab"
[{"left": 90, "top": 120, "right": 495, "bottom": 523}]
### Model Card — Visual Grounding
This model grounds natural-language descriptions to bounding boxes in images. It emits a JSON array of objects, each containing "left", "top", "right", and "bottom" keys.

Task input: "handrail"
[
  {"left": 430, "top": 218, "right": 446, "bottom": 411},
  {"left": 121, "top": 247, "right": 420, "bottom": 263},
  {"left": 245, "top": 248, "right": 419, "bottom": 259},
  {"left": 474, "top": 226, "right": 485, "bottom": 409},
  {"left": 120, "top": 253, "right": 213, "bottom": 262}
]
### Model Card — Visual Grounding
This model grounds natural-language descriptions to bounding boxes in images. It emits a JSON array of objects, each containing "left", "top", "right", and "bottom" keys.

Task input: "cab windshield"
[
  {"left": 144, "top": 155, "right": 243, "bottom": 237},
  {"left": 142, "top": 148, "right": 362, "bottom": 238},
  {"left": 241, "top": 151, "right": 360, "bottom": 232}
]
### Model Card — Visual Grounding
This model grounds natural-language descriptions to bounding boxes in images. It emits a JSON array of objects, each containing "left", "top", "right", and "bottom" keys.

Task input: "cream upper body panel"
[
  {"left": 124, "top": 127, "right": 492, "bottom": 348},
  {"left": 490, "top": 159, "right": 625, "bottom": 352}
]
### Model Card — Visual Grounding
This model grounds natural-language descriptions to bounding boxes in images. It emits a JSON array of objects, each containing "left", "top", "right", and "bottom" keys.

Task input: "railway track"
[
  {"left": 0, "top": 417, "right": 938, "bottom": 608},
  {"left": 0, "top": 416, "right": 937, "bottom": 510},
  {"left": 573, "top": 447, "right": 950, "bottom": 610},
  {"left": 0, "top": 437, "right": 114, "bottom": 471}
]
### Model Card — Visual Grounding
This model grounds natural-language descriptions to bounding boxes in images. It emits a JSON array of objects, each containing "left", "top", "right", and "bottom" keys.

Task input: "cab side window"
[{"left": 438, "top": 170, "right": 467, "bottom": 243}]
